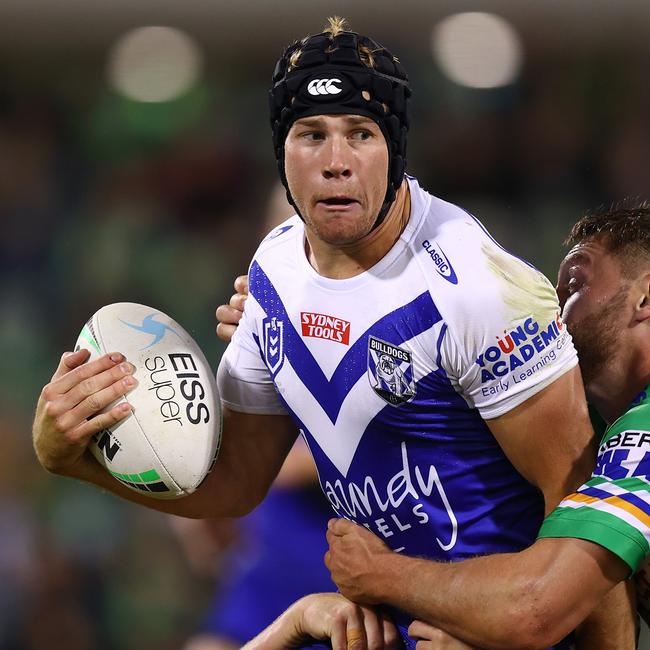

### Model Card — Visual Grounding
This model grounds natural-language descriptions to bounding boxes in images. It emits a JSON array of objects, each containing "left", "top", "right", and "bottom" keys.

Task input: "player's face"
[
  {"left": 556, "top": 239, "right": 629, "bottom": 385},
  {"left": 284, "top": 114, "right": 389, "bottom": 246}
]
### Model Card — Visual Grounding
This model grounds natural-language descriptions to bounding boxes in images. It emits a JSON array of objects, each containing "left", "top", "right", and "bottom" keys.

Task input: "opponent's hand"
[
  {"left": 300, "top": 593, "right": 399, "bottom": 650},
  {"left": 243, "top": 592, "right": 400, "bottom": 650},
  {"left": 325, "top": 518, "right": 393, "bottom": 605},
  {"left": 408, "top": 620, "right": 479, "bottom": 650},
  {"left": 216, "top": 274, "right": 248, "bottom": 343},
  {"left": 33, "top": 349, "right": 137, "bottom": 477}
]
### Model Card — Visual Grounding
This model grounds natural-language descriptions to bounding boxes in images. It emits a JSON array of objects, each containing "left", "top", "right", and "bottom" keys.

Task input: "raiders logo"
[
  {"left": 263, "top": 316, "right": 284, "bottom": 375},
  {"left": 367, "top": 336, "right": 416, "bottom": 406}
]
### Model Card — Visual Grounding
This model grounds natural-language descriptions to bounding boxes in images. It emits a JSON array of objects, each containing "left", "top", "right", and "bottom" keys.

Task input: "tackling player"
[
  {"left": 31, "top": 17, "right": 629, "bottom": 649},
  {"left": 324, "top": 202, "right": 650, "bottom": 649}
]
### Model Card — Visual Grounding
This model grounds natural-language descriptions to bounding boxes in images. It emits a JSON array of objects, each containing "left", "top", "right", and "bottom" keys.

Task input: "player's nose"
[{"left": 322, "top": 136, "right": 352, "bottom": 179}]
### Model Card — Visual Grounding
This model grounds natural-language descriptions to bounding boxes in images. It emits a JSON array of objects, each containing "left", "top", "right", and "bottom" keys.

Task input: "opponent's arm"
[
  {"left": 326, "top": 368, "right": 635, "bottom": 648},
  {"left": 33, "top": 349, "right": 297, "bottom": 519},
  {"left": 326, "top": 520, "right": 630, "bottom": 650},
  {"left": 487, "top": 365, "right": 636, "bottom": 648}
]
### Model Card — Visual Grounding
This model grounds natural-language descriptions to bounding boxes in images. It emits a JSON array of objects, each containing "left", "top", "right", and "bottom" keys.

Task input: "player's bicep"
[{"left": 485, "top": 365, "right": 597, "bottom": 513}]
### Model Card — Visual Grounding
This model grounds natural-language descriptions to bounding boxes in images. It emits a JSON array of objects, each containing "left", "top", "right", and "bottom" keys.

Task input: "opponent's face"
[
  {"left": 556, "top": 239, "right": 629, "bottom": 385},
  {"left": 284, "top": 114, "right": 389, "bottom": 246}
]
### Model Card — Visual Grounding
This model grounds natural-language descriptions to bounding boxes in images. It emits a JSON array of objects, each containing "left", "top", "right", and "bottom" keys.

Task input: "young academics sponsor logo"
[
  {"left": 367, "top": 336, "right": 416, "bottom": 406},
  {"left": 263, "top": 316, "right": 284, "bottom": 374},
  {"left": 301, "top": 312, "right": 350, "bottom": 345},
  {"left": 421, "top": 240, "right": 458, "bottom": 285},
  {"left": 475, "top": 312, "right": 568, "bottom": 393}
]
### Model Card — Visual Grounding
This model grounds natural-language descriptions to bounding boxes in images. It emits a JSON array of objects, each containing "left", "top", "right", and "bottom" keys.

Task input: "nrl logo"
[
  {"left": 263, "top": 316, "right": 285, "bottom": 375},
  {"left": 367, "top": 336, "right": 416, "bottom": 406}
]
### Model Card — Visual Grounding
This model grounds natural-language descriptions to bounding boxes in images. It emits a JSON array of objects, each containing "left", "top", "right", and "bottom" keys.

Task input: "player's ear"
[{"left": 633, "top": 271, "right": 650, "bottom": 324}]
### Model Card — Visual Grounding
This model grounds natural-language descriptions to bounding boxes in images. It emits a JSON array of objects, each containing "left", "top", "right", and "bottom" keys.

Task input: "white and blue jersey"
[{"left": 218, "top": 177, "right": 578, "bottom": 648}]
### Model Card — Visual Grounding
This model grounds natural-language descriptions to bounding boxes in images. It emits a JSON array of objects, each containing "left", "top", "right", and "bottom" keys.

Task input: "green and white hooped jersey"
[{"left": 538, "top": 386, "right": 650, "bottom": 572}]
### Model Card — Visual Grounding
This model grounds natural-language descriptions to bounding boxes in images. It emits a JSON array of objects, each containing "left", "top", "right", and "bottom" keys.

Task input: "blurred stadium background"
[{"left": 1, "top": 1, "right": 649, "bottom": 648}]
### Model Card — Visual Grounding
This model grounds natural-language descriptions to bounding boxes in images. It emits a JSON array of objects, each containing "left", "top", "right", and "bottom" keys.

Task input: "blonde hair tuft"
[{"left": 324, "top": 16, "right": 350, "bottom": 39}]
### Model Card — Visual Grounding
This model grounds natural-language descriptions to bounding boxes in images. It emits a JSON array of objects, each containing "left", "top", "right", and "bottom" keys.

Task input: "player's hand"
[
  {"left": 325, "top": 518, "right": 393, "bottom": 605},
  {"left": 408, "top": 620, "right": 480, "bottom": 649},
  {"left": 300, "top": 593, "right": 399, "bottom": 650},
  {"left": 33, "top": 349, "right": 137, "bottom": 477},
  {"left": 216, "top": 274, "right": 248, "bottom": 342}
]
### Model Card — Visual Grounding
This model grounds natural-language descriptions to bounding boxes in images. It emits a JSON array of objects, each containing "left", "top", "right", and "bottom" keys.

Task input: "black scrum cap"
[{"left": 269, "top": 21, "right": 411, "bottom": 229}]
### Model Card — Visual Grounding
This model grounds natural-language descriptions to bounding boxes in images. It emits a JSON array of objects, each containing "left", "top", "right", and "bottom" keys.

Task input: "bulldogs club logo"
[
  {"left": 367, "top": 336, "right": 416, "bottom": 406},
  {"left": 263, "top": 316, "right": 284, "bottom": 374}
]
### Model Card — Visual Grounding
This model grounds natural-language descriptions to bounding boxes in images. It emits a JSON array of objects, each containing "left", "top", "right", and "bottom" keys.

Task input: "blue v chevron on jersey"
[
  {"left": 249, "top": 259, "right": 441, "bottom": 424},
  {"left": 218, "top": 177, "right": 580, "bottom": 650}
]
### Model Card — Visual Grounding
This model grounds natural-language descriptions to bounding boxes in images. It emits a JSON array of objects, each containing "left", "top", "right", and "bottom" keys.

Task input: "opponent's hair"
[
  {"left": 269, "top": 16, "right": 411, "bottom": 229},
  {"left": 566, "top": 198, "right": 650, "bottom": 276}
]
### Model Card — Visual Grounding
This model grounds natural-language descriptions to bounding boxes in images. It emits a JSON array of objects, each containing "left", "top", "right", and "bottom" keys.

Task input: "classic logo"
[
  {"left": 367, "top": 336, "right": 416, "bottom": 406},
  {"left": 421, "top": 240, "right": 458, "bottom": 285},
  {"left": 263, "top": 224, "right": 294, "bottom": 242},
  {"left": 121, "top": 313, "right": 180, "bottom": 350},
  {"left": 301, "top": 312, "right": 350, "bottom": 345},
  {"left": 307, "top": 78, "right": 343, "bottom": 96},
  {"left": 263, "top": 316, "right": 285, "bottom": 374}
]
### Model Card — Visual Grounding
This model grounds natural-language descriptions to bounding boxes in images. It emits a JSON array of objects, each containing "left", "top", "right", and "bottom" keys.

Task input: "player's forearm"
[
  {"left": 63, "top": 449, "right": 249, "bottom": 518},
  {"left": 372, "top": 552, "right": 542, "bottom": 649},
  {"left": 369, "top": 540, "right": 621, "bottom": 650},
  {"left": 575, "top": 581, "right": 637, "bottom": 650}
]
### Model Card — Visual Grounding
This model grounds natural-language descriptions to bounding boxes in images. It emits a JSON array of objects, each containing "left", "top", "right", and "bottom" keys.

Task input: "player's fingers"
[
  {"left": 72, "top": 401, "right": 133, "bottom": 442},
  {"left": 229, "top": 291, "right": 247, "bottom": 312},
  {"left": 51, "top": 349, "right": 91, "bottom": 381},
  {"left": 60, "top": 362, "right": 136, "bottom": 412},
  {"left": 359, "top": 606, "right": 383, "bottom": 650},
  {"left": 216, "top": 322, "right": 238, "bottom": 344},
  {"left": 330, "top": 615, "right": 348, "bottom": 650},
  {"left": 346, "top": 611, "right": 367, "bottom": 650},
  {"left": 217, "top": 303, "right": 243, "bottom": 325},
  {"left": 49, "top": 352, "right": 125, "bottom": 395},
  {"left": 380, "top": 612, "right": 400, "bottom": 650},
  {"left": 328, "top": 517, "right": 351, "bottom": 536},
  {"left": 408, "top": 620, "right": 429, "bottom": 640},
  {"left": 233, "top": 274, "right": 249, "bottom": 295},
  {"left": 56, "top": 374, "right": 138, "bottom": 433}
]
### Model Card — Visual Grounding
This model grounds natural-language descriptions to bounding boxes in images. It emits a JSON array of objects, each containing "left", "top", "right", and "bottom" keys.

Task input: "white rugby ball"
[{"left": 74, "top": 302, "right": 221, "bottom": 499}]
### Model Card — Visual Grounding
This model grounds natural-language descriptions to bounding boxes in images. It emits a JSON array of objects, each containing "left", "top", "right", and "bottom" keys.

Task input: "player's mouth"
[{"left": 316, "top": 196, "right": 360, "bottom": 211}]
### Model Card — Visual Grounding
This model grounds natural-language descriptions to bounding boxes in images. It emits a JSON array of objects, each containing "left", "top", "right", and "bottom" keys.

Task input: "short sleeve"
[
  {"left": 538, "top": 404, "right": 650, "bottom": 573},
  {"left": 437, "top": 239, "right": 579, "bottom": 420},
  {"left": 217, "top": 295, "right": 288, "bottom": 416}
]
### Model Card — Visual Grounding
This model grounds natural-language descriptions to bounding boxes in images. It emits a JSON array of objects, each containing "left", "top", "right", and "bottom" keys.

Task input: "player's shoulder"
[
  {"left": 409, "top": 180, "right": 556, "bottom": 314},
  {"left": 252, "top": 215, "right": 302, "bottom": 262}
]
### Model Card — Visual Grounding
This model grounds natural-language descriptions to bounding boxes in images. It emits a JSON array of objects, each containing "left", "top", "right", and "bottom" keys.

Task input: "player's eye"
[
  {"left": 567, "top": 275, "right": 583, "bottom": 294},
  {"left": 351, "top": 130, "right": 372, "bottom": 140},
  {"left": 301, "top": 131, "right": 325, "bottom": 141}
]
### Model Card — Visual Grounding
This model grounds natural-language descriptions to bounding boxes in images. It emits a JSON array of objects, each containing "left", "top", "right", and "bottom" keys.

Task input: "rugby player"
[
  {"left": 324, "top": 203, "right": 650, "bottom": 649},
  {"left": 32, "top": 17, "right": 628, "bottom": 649}
]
